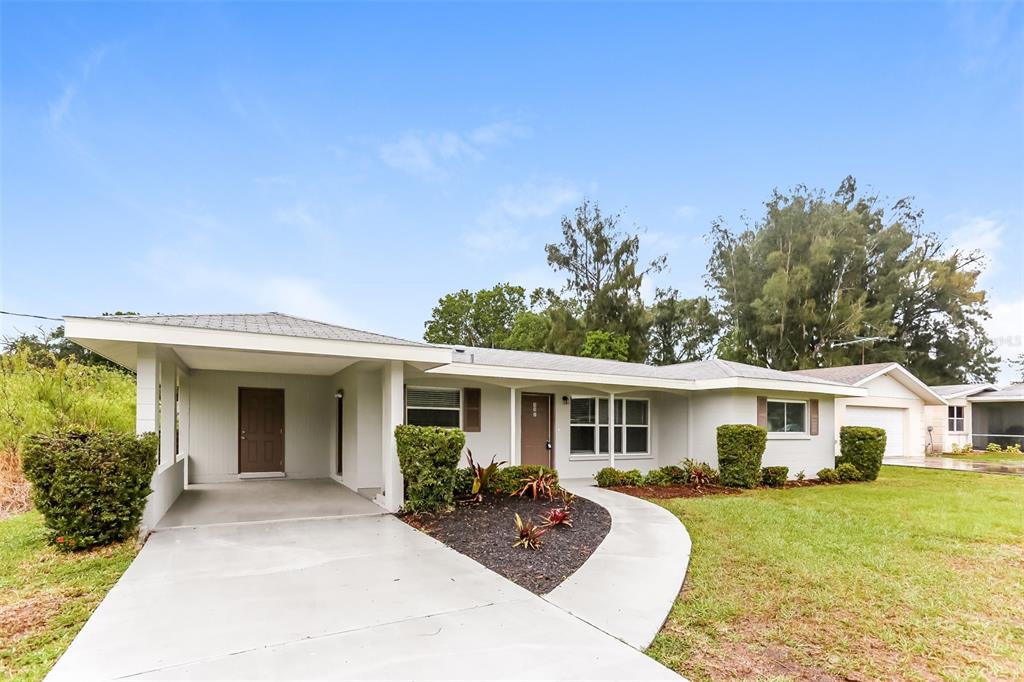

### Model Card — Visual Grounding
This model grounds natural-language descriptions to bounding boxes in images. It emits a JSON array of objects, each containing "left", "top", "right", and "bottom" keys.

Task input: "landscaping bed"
[
  {"left": 404, "top": 493, "right": 610, "bottom": 595},
  {"left": 610, "top": 478, "right": 828, "bottom": 500}
]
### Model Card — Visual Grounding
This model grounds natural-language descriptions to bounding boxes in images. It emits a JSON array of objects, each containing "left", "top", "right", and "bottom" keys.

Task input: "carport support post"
[
  {"left": 609, "top": 392, "right": 615, "bottom": 469},
  {"left": 381, "top": 360, "right": 405, "bottom": 513},
  {"left": 136, "top": 345, "right": 159, "bottom": 436}
]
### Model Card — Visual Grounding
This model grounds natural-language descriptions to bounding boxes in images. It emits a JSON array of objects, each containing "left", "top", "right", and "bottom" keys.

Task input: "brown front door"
[
  {"left": 238, "top": 388, "right": 285, "bottom": 473},
  {"left": 521, "top": 393, "right": 552, "bottom": 467}
]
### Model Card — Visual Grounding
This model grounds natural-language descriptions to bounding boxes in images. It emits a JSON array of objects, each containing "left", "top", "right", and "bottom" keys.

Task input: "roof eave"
[
  {"left": 63, "top": 316, "right": 453, "bottom": 366},
  {"left": 853, "top": 365, "right": 947, "bottom": 405}
]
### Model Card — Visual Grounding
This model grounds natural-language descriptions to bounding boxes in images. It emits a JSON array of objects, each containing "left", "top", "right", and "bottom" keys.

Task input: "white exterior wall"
[
  {"left": 925, "top": 399, "right": 970, "bottom": 452},
  {"left": 835, "top": 374, "right": 925, "bottom": 457},
  {"left": 187, "top": 370, "right": 333, "bottom": 483},
  {"left": 401, "top": 376, "right": 690, "bottom": 478},
  {"left": 688, "top": 389, "right": 837, "bottom": 478}
]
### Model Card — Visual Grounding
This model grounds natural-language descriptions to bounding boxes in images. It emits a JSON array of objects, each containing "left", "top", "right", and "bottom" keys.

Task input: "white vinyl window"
[
  {"left": 766, "top": 399, "right": 807, "bottom": 433},
  {"left": 570, "top": 397, "right": 649, "bottom": 455},
  {"left": 406, "top": 387, "right": 461, "bottom": 428},
  {"left": 948, "top": 405, "right": 965, "bottom": 433}
]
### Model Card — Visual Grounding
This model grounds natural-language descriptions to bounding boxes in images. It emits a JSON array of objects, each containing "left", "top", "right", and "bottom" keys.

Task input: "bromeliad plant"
[
  {"left": 515, "top": 468, "right": 558, "bottom": 501},
  {"left": 557, "top": 488, "right": 576, "bottom": 508},
  {"left": 466, "top": 449, "right": 505, "bottom": 502},
  {"left": 512, "top": 513, "right": 547, "bottom": 550},
  {"left": 541, "top": 507, "right": 573, "bottom": 528}
]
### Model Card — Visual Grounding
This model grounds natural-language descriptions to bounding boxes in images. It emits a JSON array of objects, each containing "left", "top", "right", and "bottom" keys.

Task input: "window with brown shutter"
[
  {"left": 809, "top": 399, "right": 819, "bottom": 436},
  {"left": 463, "top": 387, "right": 481, "bottom": 432},
  {"left": 756, "top": 396, "right": 768, "bottom": 428}
]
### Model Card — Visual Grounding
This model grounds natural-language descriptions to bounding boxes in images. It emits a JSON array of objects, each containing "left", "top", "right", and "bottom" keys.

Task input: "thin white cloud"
[
  {"left": 273, "top": 201, "right": 334, "bottom": 244},
  {"left": 495, "top": 179, "right": 581, "bottom": 220},
  {"left": 49, "top": 45, "right": 109, "bottom": 128},
  {"left": 946, "top": 213, "right": 1008, "bottom": 284},
  {"left": 463, "top": 227, "right": 530, "bottom": 255},
  {"left": 379, "top": 120, "right": 530, "bottom": 179},
  {"left": 674, "top": 205, "right": 698, "bottom": 222}
]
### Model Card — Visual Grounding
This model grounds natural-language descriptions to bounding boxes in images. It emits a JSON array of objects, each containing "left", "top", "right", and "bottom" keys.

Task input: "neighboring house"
[
  {"left": 926, "top": 384, "right": 999, "bottom": 452},
  {"left": 788, "top": 363, "right": 947, "bottom": 458},
  {"left": 65, "top": 312, "right": 867, "bottom": 530}
]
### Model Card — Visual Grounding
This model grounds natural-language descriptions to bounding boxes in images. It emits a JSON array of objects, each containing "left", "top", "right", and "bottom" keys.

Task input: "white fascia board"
[
  {"left": 64, "top": 316, "right": 452, "bottom": 365},
  {"left": 693, "top": 376, "right": 869, "bottom": 397},
  {"left": 854, "top": 365, "right": 947, "bottom": 405},
  {"left": 948, "top": 385, "right": 999, "bottom": 399}
]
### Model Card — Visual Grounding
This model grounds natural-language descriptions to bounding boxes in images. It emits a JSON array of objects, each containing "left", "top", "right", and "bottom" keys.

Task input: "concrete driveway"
[{"left": 47, "top": 514, "right": 680, "bottom": 681}]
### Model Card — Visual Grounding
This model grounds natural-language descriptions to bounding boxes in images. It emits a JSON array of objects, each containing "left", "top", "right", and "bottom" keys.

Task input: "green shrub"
[
  {"left": 836, "top": 462, "right": 862, "bottom": 481},
  {"left": 1006, "top": 444, "right": 1023, "bottom": 456},
  {"left": 717, "top": 424, "right": 767, "bottom": 488},
  {"left": 816, "top": 467, "right": 838, "bottom": 483},
  {"left": 643, "top": 468, "right": 673, "bottom": 487},
  {"left": 760, "top": 466, "right": 789, "bottom": 488},
  {"left": 453, "top": 467, "right": 474, "bottom": 498},
  {"left": 22, "top": 428, "right": 157, "bottom": 550},
  {"left": 394, "top": 425, "right": 466, "bottom": 514},
  {"left": 796, "top": 470, "right": 806, "bottom": 481},
  {"left": 660, "top": 465, "right": 689, "bottom": 484},
  {"left": 986, "top": 442, "right": 1002, "bottom": 453},
  {"left": 492, "top": 465, "right": 559, "bottom": 494},
  {"left": 594, "top": 467, "right": 642, "bottom": 487},
  {"left": 837, "top": 426, "right": 886, "bottom": 481}
]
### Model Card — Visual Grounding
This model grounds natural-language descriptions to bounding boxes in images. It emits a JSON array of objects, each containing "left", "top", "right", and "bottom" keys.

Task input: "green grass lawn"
[
  {"left": 647, "top": 466, "right": 1024, "bottom": 681},
  {"left": 942, "top": 450, "right": 1024, "bottom": 463},
  {"left": 0, "top": 512, "right": 138, "bottom": 681}
]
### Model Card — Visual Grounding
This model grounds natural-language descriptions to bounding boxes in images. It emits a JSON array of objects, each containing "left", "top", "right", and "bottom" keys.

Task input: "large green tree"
[
  {"left": 545, "top": 199, "right": 666, "bottom": 361},
  {"left": 707, "top": 178, "right": 998, "bottom": 383},
  {"left": 423, "top": 284, "right": 527, "bottom": 348},
  {"left": 647, "top": 288, "right": 721, "bottom": 365}
]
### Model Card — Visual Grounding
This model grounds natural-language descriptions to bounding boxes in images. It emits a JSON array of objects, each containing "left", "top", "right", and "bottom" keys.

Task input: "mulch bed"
[
  {"left": 402, "top": 494, "right": 611, "bottom": 595},
  {"left": 610, "top": 478, "right": 830, "bottom": 500}
]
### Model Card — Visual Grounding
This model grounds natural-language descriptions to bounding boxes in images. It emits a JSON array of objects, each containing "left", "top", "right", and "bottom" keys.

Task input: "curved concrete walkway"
[{"left": 548, "top": 479, "right": 692, "bottom": 650}]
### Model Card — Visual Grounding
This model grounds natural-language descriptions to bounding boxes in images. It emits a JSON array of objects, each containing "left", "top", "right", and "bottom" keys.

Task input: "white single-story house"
[
  {"left": 926, "top": 383, "right": 999, "bottom": 452},
  {"left": 65, "top": 312, "right": 870, "bottom": 531},
  {"left": 788, "top": 363, "right": 947, "bottom": 457}
]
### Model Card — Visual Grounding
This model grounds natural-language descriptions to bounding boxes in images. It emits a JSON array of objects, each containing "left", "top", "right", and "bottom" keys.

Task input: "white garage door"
[{"left": 846, "top": 406, "right": 905, "bottom": 457}]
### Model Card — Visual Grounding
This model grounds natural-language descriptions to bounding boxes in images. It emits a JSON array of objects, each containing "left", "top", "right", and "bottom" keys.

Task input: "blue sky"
[{"left": 2, "top": 2, "right": 1022, "bottom": 379}]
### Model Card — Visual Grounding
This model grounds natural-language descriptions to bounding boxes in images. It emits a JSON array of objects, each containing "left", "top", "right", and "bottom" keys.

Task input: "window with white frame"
[
  {"left": 766, "top": 399, "right": 807, "bottom": 433},
  {"left": 406, "top": 387, "right": 461, "bottom": 427},
  {"left": 948, "top": 405, "right": 965, "bottom": 432},
  {"left": 570, "top": 397, "right": 649, "bottom": 454}
]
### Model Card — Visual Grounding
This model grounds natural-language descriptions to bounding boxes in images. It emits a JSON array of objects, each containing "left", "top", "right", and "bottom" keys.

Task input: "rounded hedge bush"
[
  {"left": 22, "top": 428, "right": 158, "bottom": 551},
  {"left": 717, "top": 424, "right": 767, "bottom": 488},
  {"left": 816, "top": 467, "right": 839, "bottom": 483},
  {"left": 395, "top": 425, "right": 466, "bottom": 514},
  {"left": 836, "top": 462, "right": 862, "bottom": 481},
  {"left": 642, "top": 468, "right": 673, "bottom": 487},
  {"left": 760, "top": 466, "right": 789, "bottom": 488},
  {"left": 594, "top": 467, "right": 642, "bottom": 488},
  {"left": 837, "top": 426, "right": 886, "bottom": 481}
]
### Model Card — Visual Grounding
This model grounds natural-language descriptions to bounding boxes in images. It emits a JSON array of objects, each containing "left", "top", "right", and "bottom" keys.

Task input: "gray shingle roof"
[
  {"left": 787, "top": 363, "right": 898, "bottom": 386},
  {"left": 98, "top": 313, "right": 428, "bottom": 347},
  {"left": 450, "top": 346, "right": 841, "bottom": 385},
  {"left": 969, "top": 384, "right": 1024, "bottom": 401},
  {"left": 930, "top": 384, "right": 997, "bottom": 398}
]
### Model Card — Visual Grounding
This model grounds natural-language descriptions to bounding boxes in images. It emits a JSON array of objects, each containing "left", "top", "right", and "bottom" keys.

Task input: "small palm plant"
[
  {"left": 541, "top": 507, "right": 573, "bottom": 528},
  {"left": 512, "top": 513, "right": 547, "bottom": 550},
  {"left": 466, "top": 450, "right": 505, "bottom": 502},
  {"left": 515, "top": 469, "right": 558, "bottom": 501}
]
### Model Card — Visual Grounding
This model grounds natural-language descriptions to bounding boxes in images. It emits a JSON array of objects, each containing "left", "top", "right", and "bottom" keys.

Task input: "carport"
[{"left": 156, "top": 479, "right": 385, "bottom": 528}]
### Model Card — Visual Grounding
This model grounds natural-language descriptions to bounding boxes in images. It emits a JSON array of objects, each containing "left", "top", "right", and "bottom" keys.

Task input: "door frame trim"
[
  {"left": 237, "top": 387, "right": 286, "bottom": 474},
  {"left": 520, "top": 392, "right": 555, "bottom": 468}
]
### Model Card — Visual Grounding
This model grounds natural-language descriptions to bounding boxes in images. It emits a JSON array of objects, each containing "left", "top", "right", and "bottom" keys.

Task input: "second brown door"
[
  {"left": 239, "top": 388, "right": 285, "bottom": 473},
  {"left": 520, "top": 393, "right": 552, "bottom": 467}
]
